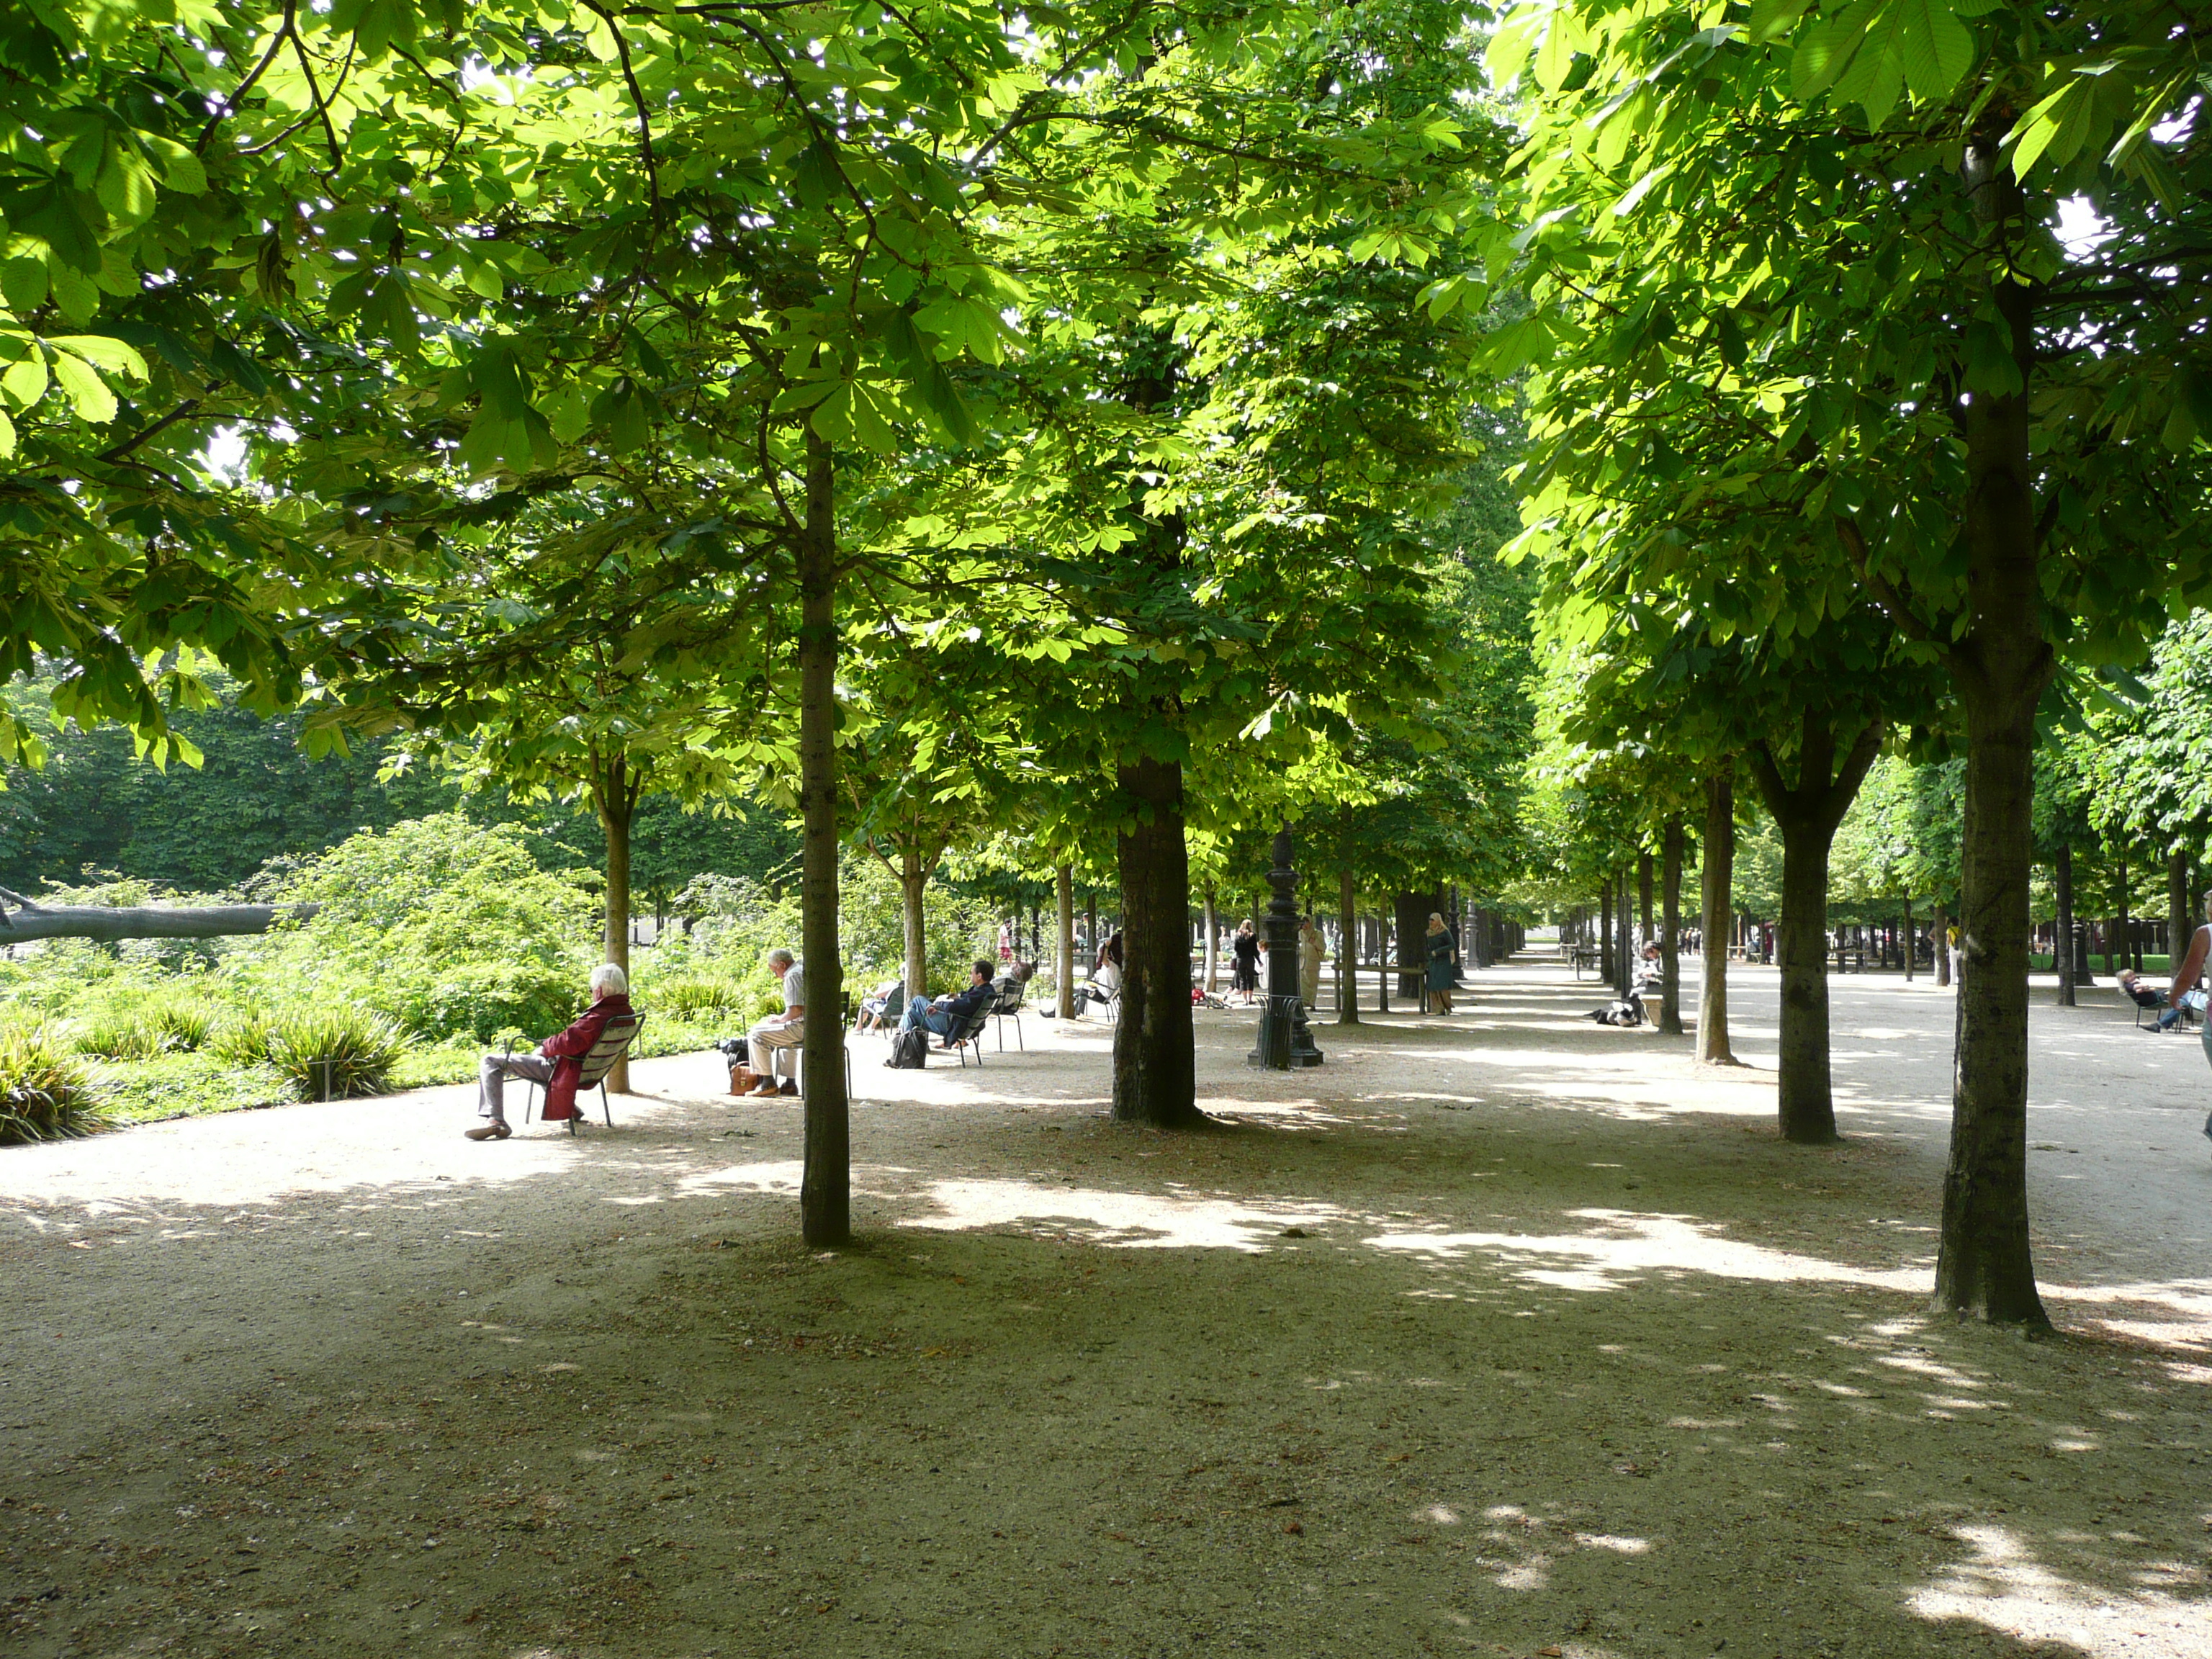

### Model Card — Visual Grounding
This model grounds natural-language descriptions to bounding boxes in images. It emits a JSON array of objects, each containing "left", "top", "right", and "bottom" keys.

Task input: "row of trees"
[
  {"left": 10, "top": 0, "right": 2204, "bottom": 1323},
  {"left": 1493, "top": 0, "right": 2209, "bottom": 1326},
  {"left": 6, "top": 1, "right": 1535, "bottom": 1241}
]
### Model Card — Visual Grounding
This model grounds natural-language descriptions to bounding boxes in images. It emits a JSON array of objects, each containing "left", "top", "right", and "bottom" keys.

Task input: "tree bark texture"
[
  {"left": 1932, "top": 162, "right": 2053, "bottom": 1324},
  {"left": 1637, "top": 853, "right": 1654, "bottom": 951},
  {"left": 589, "top": 747, "right": 644, "bottom": 1095},
  {"left": 1748, "top": 717, "right": 1886, "bottom": 1144},
  {"left": 2169, "top": 852, "right": 2190, "bottom": 974},
  {"left": 1660, "top": 817, "right": 1683, "bottom": 1035},
  {"left": 1699, "top": 772, "right": 1737, "bottom": 1065},
  {"left": 1056, "top": 864, "right": 1076, "bottom": 1020},
  {"left": 796, "top": 431, "right": 850, "bottom": 1249},
  {"left": 1599, "top": 886, "right": 1613, "bottom": 993},
  {"left": 1903, "top": 892, "right": 1915, "bottom": 981},
  {"left": 1377, "top": 912, "right": 1390, "bottom": 1014},
  {"left": 1933, "top": 895, "right": 1951, "bottom": 988},
  {"left": 2053, "top": 843, "right": 2075, "bottom": 1007},
  {"left": 1338, "top": 868, "right": 1360, "bottom": 1024},
  {"left": 899, "top": 842, "right": 929, "bottom": 1007},
  {"left": 1202, "top": 888, "right": 1219, "bottom": 994},
  {"left": 1393, "top": 890, "right": 1433, "bottom": 1000},
  {"left": 1112, "top": 754, "right": 1199, "bottom": 1127},
  {"left": 0, "top": 901, "right": 319, "bottom": 941}
]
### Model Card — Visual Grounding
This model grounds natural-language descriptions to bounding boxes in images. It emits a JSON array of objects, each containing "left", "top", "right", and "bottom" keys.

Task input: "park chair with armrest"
[
  {"left": 938, "top": 999, "right": 994, "bottom": 1068},
  {"left": 853, "top": 979, "right": 902, "bottom": 1035},
  {"left": 990, "top": 979, "right": 1027, "bottom": 1052},
  {"left": 514, "top": 1013, "right": 643, "bottom": 1135}
]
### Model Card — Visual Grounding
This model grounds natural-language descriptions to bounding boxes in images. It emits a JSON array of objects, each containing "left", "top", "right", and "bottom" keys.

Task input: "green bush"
[
  {"left": 210, "top": 1011, "right": 273, "bottom": 1065},
  {"left": 69, "top": 997, "right": 217, "bottom": 1059},
  {"left": 236, "top": 814, "right": 601, "bottom": 1043},
  {"left": 264, "top": 1006, "right": 410, "bottom": 1101},
  {"left": 647, "top": 974, "right": 751, "bottom": 1018},
  {"left": 0, "top": 1025, "right": 110, "bottom": 1144}
]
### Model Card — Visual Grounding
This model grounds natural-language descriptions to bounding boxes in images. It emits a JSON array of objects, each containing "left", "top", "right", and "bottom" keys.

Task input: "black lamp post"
[{"left": 1249, "top": 827, "right": 1324, "bottom": 1070}]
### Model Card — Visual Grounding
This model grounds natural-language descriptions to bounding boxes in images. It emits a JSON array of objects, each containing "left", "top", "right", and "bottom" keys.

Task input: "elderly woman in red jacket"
[{"left": 466, "top": 963, "right": 639, "bottom": 1140}]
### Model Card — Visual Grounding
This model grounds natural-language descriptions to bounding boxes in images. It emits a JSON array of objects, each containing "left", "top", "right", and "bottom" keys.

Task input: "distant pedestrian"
[
  {"left": 1298, "top": 914, "right": 1323, "bottom": 1010},
  {"left": 1424, "top": 912, "right": 1458, "bottom": 1014},
  {"left": 1232, "top": 920, "right": 1261, "bottom": 1004},
  {"left": 1946, "top": 923, "right": 1963, "bottom": 988}
]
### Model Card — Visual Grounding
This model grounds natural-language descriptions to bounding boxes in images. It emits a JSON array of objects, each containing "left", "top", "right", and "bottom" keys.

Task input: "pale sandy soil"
[{"left": 3, "top": 951, "right": 2209, "bottom": 1659}]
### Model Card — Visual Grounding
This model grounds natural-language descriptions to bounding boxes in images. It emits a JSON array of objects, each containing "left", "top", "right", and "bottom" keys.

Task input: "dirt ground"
[{"left": 4, "top": 950, "right": 2211, "bottom": 1659}]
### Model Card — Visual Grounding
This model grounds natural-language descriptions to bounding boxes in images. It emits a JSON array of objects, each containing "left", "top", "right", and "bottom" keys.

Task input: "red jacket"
[{"left": 538, "top": 996, "right": 637, "bottom": 1120}]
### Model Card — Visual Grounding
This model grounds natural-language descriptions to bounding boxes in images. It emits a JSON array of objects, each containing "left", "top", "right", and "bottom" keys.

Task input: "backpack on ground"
[{"left": 886, "top": 1025, "right": 928, "bottom": 1069}]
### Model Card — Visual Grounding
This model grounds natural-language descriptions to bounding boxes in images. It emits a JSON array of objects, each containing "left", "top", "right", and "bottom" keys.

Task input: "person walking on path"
[
  {"left": 1424, "top": 912, "right": 1459, "bottom": 1015},
  {"left": 1231, "top": 921, "right": 1261, "bottom": 1004}
]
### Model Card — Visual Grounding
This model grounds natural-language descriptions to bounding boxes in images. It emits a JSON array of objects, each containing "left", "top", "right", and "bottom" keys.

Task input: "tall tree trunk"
[
  {"left": 589, "top": 746, "right": 642, "bottom": 1095},
  {"left": 1338, "top": 867, "right": 1360, "bottom": 1025},
  {"left": 1377, "top": 912, "right": 1390, "bottom": 1014},
  {"left": 1637, "top": 852, "right": 1654, "bottom": 953},
  {"left": 898, "top": 841, "right": 928, "bottom": 1007},
  {"left": 1932, "top": 156, "right": 2053, "bottom": 1324},
  {"left": 796, "top": 431, "right": 849, "bottom": 1249},
  {"left": 1056, "top": 863, "right": 1076, "bottom": 1019},
  {"left": 1699, "top": 771, "right": 1737, "bottom": 1065},
  {"left": 1617, "top": 867, "right": 1634, "bottom": 997},
  {"left": 1660, "top": 817, "right": 1684, "bottom": 1035},
  {"left": 1599, "top": 885, "right": 1613, "bottom": 992},
  {"left": 2053, "top": 842, "right": 2076, "bottom": 1006},
  {"left": 1202, "top": 887, "right": 1219, "bottom": 993},
  {"left": 2170, "top": 851, "right": 2192, "bottom": 973},
  {"left": 1903, "top": 892, "right": 1915, "bottom": 981},
  {"left": 1933, "top": 894, "right": 1951, "bottom": 987},
  {"left": 1112, "top": 754, "right": 1198, "bottom": 1127},
  {"left": 1393, "top": 890, "right": 1431, "bottom": 1002},
  {"left": 1748, "top": 718, "right": 1886, "bottom": 1145}
]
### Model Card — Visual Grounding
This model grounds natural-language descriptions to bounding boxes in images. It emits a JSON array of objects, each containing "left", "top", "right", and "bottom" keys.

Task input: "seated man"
[
  {"left": 467, "top": 963, "right": 637, "bottom": 1140},
  {"left": 737, "top": 948, "right": 806, "bottom": 1097},
  {"left": 2118, "top": 966, "right": 2189, "bottom": 1030},
  {"left": 899, "top": 960, "right": 997, "bottom": 1043}
]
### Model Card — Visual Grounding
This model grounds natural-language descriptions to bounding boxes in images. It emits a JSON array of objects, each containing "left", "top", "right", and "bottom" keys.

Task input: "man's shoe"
[
  {"left": 778, "top": 1079, "right": 799, "bottom": 1097},
  {"left": 464, "top": 1123, "right": 511, "bottom": 1141},
  {"left": 747, "top": 1079, "right": 781, "bottom": 1097}
]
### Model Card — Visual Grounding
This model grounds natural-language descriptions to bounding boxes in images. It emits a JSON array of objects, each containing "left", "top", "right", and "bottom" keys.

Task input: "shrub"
[
  {"left": 210, "top": 1012, "right": 273, "bottom": 1066},
  {"left": 69, "top": 997, "right": 217, "bottom": 1059},
  {"left": 645, "top": 974, "right": 750, "bottom": 1018},
  {"left": 0, "top": 1025, "right": 110, "bottom": 1144},
  {"left": 264, "top": 1007, "right": 410, "bottom": 1101},
  {"left": 71, "top": 1007, "right": 167, "bottom": 1061}
]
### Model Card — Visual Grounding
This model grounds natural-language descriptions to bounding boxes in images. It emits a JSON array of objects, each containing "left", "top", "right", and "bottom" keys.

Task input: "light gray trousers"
[{"left": 479, "top": 1053, "right": 555, "bottom": 1122}]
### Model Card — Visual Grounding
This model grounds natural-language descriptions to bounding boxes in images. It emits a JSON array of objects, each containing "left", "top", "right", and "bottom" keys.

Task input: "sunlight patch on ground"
[
  {"left": 1910, "top": 1525, "right": 2212, "bottom": 1658},
  {"left": 902, "top": 1178, "right": 1344, "bottom": 1251},
  {"left": 1367, "top": 1209, "right": 1931, "bottom": 1294}
]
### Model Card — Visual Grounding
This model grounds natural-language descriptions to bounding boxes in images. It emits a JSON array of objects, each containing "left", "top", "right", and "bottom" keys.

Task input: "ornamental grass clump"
[
  {"left": 0, "top": 1025, "right": 110, "bottom": 1144},
  {"left": 264, "top": 1007, "right": 410, "bottom": 1102},
  {"left": 209, "top": 1012, "right": 273, "bottom": 1066},
  {"left": 648, "top": 975, "right": 751, "bottom": 1018},
  {"left": 71, "top": 998, "right": 218, "bottom": 1060}
]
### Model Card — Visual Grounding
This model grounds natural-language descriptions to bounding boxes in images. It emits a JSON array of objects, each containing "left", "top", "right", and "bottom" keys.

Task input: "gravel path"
[{"left": 4, "top": 953, "right": 2208, "bottom": 1659}]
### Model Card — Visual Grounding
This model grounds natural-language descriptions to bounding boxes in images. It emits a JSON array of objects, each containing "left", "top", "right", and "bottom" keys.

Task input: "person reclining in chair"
[
  {"left": 898, "top": 961, "right": 997, "bottom": 1043},
  {"left": 467, "top": 963, "right": 637, "bottom": 1140}
]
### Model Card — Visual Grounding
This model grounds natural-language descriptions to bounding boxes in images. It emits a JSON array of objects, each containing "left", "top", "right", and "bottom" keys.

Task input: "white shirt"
[{"left": 781, "top": 961, "right": 806, "bottom": 1014}]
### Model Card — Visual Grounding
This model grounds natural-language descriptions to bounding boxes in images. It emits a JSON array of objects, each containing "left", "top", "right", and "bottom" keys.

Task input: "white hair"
[
  {"left": 767, "top": 948, "right": 795, "bottom": 968},
  {"left": 590, "top": 962, "right": 629, "bottom": 997}
]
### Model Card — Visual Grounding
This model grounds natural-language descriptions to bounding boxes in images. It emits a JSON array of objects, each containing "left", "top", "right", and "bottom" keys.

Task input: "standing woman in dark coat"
[
  {"left": 1424, "top": 912, "right": 1460, "bottom": 1014},
  {"left": 1231, "top": 920, "right": 1262, "bottom": 1004}
]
